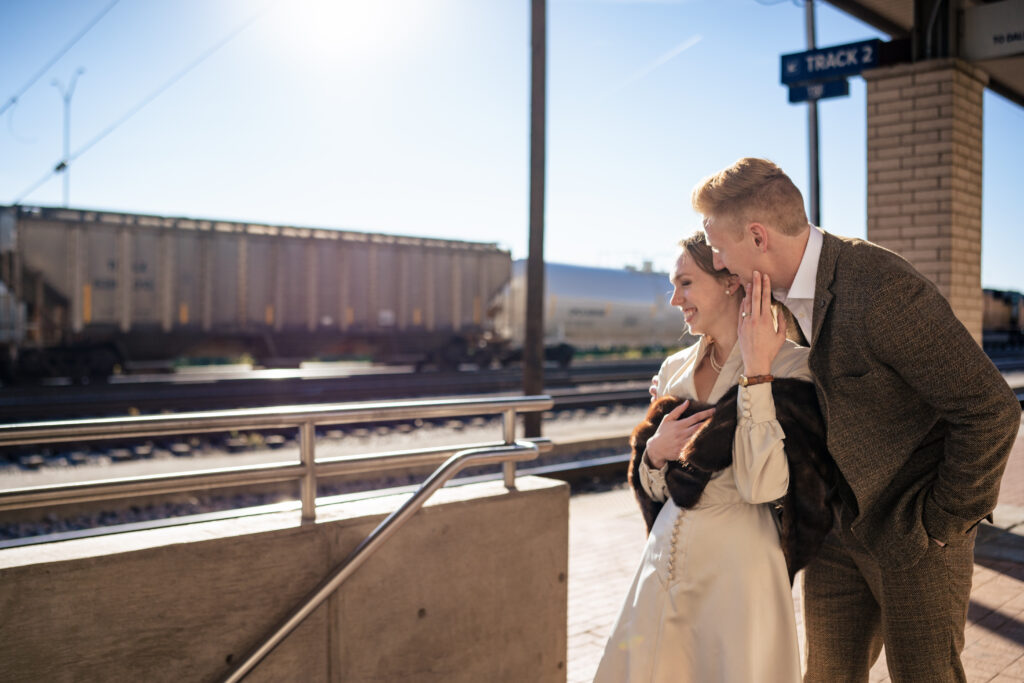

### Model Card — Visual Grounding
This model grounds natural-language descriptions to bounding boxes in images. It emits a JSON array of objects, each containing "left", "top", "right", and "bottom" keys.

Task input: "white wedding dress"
[{"left": 594, "top": 337, "right": 811, "bottom": 683}]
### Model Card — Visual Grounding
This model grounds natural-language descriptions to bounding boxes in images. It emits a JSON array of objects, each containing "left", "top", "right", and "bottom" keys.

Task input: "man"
[{"left": 694, "top": 157, "right": 1021, "bottom": 682}]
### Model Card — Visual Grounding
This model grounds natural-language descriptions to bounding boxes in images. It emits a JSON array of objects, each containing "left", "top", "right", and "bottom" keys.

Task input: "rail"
[
  {"left": 0, "top": 395, "right": 554, "bottom": 521},
  {"left": 223, "top": 440, "right": 544, "bottom": 682},
  {"left": 0, "top": 395, "right": 555, "bottom": 680}
]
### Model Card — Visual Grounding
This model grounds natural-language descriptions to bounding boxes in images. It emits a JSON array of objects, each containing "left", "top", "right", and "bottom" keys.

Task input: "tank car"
[
  {"left": 494, "top": 260, "right": 693, "bottom": 366},
  {"left": 0, "top": 205, "right": 510, "bottom": 380}
]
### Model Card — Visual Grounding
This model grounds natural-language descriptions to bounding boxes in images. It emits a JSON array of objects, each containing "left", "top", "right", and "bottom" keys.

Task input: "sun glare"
[{"left": 266, "top": 0, "right": 427, "bottom": 64}]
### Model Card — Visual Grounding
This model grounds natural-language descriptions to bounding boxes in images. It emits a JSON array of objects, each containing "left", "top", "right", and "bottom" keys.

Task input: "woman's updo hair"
[{"left": 678, "top": 230, "right": 735, "bottom": 285}]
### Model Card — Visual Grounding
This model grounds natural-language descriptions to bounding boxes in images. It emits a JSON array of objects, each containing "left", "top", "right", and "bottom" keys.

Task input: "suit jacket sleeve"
[{"left": 866, "top": 271, "right": 1021, "bottom": 544}]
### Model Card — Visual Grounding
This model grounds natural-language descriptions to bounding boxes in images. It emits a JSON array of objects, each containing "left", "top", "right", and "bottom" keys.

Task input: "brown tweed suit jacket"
[{"left": 807, "top": 232, "right": 1021, "bottom": 568}]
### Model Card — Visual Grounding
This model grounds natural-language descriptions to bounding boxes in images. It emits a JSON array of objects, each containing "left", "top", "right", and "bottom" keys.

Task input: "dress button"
[{"left": 743, "top": 409, "right": 751, "bottom": 418}]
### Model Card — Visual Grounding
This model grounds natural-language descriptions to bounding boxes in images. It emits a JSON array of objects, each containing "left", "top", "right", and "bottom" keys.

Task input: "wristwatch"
[{"left": 738, "top": 374, "right": 774, "bottom": 387}]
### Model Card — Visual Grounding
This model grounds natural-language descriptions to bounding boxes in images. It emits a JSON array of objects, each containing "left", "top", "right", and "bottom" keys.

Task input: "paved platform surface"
[{"left": 567, "top": 415, "right": 1024, "bottom": 683}]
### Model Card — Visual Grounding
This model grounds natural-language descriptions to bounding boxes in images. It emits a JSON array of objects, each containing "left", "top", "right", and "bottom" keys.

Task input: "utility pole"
[
  {"left": 52, "top": 67, "right": 85, "bottom": 208},
  {"left": 523, "top": 0, "right": 546, "bottom": 438},
  {"left": 805, "top": 0, "right": 820, "bottom": 225}
]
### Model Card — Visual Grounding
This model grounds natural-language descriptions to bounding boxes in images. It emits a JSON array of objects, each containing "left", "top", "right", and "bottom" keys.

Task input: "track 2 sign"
[{"left": 780, "top": 39, "right": 880, "bottom": 86}]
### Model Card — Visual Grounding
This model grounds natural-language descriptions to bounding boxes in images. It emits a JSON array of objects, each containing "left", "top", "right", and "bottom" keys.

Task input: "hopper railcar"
[{"left": 0, "top": 206, "right": 510, "bottom": 380}]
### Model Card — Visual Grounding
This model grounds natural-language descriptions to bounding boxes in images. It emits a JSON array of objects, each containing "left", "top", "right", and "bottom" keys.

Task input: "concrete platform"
[{"left": 567, "top": 415, "right": 1024, "bottom": 683}]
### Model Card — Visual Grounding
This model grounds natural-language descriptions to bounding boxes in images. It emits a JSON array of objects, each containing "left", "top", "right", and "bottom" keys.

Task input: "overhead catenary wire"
[
  {"left": 0, "top": 0, "right": 120, "bottom": 117},
  {"left": 12, "top": 0, "right": 279, "bottom": 206}
]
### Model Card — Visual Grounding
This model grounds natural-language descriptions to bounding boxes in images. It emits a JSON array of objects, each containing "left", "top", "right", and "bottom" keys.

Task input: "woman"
[{"left": 594, "top": 231, "right": 812, "bottom": 683}]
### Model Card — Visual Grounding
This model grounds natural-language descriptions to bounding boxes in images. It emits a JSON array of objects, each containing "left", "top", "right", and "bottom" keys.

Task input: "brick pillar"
[{"left": 863, "top": 59, "right": 988, "bottom": 344}]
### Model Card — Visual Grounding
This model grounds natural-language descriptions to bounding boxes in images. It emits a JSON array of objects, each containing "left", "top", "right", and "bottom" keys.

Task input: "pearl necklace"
[{"left": 707, "top": 343, "right": 724, "bottom": 373}]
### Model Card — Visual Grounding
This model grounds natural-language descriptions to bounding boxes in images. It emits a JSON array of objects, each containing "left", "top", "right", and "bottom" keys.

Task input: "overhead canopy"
[{"left": 825, "top": 0, "right": 1024, "bottom": 107}]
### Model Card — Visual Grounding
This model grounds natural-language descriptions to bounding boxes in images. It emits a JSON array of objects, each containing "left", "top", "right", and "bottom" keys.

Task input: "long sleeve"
[
  {"left": 638, "top": 454, "right": 669, "bottom": 501},
  {"left": 636, "top": 351, "right": 690, "bottom": 503},
  {"left": 866, "top": 271, "right": 1021, "bottom": 544},
  {"left": 732, "top": 343, "right": 814, "bottom": 504},
  {"left": 732, "top": 384, "right": 790, "bottom": 503}
]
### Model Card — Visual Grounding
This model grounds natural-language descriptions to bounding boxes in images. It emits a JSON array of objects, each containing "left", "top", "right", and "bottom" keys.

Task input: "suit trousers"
[{"left": 802, "top": 506, "right": 976, "bottom": 683}]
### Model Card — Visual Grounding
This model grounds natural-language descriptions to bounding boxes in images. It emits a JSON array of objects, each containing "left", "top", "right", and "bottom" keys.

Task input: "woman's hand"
[
  {"left": 645, "top": 400, "right": 716, "bottom": 469},
  {"left": 648, "top": 375, "right": 659, "bottom": 403},
  {"left": 737, "top": 270, "right": 787, "bottom": 376}
]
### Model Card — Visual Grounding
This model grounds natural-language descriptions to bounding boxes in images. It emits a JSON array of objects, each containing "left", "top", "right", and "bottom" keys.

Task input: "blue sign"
[
  {"left": 788, "top": 78, "right": 850, "bottom": 103},
  {"left": 781, "top": 39, "right": 880, "bottom": 85}
]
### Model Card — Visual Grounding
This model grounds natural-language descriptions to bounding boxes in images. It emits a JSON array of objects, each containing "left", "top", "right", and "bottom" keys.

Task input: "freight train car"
[
  {"left": 983, "top": 288, "right": 1024, "bottom": 350},
  {"left": 0, "top": 205, "right": 510, "bottom": 380},
  {"left": 495, "top": 260, "right": 692, "bottom": 366}
]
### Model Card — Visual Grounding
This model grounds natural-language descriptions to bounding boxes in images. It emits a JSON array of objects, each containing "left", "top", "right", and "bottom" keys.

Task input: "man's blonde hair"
[{"left": 691, "top": 157, "right": 808, "bottom": 237}]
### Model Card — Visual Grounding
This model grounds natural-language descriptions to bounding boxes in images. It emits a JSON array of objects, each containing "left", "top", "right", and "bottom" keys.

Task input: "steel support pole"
[
  {"left": 806, "top": 0, "right": 820, "bottom": 226},
  {"left": 299, "top": 421, "right": 316, "bottom": 521},
  {"left": 502, "top": 409, "right": 516, "bottom": 488},
  {"left": 523, "top": 0, "right": 547, "bottom": 438}
]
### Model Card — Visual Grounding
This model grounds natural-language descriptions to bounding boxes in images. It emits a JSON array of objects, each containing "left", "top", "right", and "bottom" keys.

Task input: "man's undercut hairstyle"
[{"left": 691, "top": 157, "right": 809, "bottom": 237}]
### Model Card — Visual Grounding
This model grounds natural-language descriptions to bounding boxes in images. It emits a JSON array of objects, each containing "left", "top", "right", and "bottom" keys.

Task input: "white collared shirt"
[{"left": 772, "top": 225, "right": 824, "bottom": 344}]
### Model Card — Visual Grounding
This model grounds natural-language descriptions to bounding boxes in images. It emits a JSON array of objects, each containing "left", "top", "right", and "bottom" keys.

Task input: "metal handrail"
[
  {"left": 0, "top": 395, "right": 552, "bottom": 445},
  {"left": 222, "top": 440, "right": 543, "bottom": 682},
  {"left": 1, "top": 395, "right": 557, "bottom": 680},
  {"left": 0, "top": 394, "right": 554, "bottom": 521}
]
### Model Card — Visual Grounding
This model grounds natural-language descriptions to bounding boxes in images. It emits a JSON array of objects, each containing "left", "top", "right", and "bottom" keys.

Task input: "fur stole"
[{"left": 628, "top": 378, "right": 837, "bottom": 583}]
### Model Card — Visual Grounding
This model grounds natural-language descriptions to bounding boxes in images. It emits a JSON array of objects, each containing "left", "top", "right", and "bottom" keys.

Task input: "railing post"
[
  {"left": 502, "top": 409, "right": 516, "bottom": 489},
  {"left": 299, "top": 421, "right": 316, "bottom": 521}
]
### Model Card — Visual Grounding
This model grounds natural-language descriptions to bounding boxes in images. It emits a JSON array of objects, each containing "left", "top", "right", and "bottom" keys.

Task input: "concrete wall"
[
  {"left": 0, "top": 476, "right": 569, "bottom": 683},
  {"left": 864, "top": 59, "right": 988, "bottom": 343}
]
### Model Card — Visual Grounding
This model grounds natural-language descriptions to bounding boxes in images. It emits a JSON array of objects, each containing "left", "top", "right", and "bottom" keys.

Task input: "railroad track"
[
  {"left": 2, "top": 352, "right": 1020, "bottom": 545},
  {"left": 6, "top": 349, "right": 1021, "bottom": 424},
  {"left": 0, "top": 433, "right": 638, "bottom": 547},
  {"left": 0, "top": 380, "right": 652, "bottom": 475},
  {"left": 0, "top": 359, "right": 661, "bottom": 423}
]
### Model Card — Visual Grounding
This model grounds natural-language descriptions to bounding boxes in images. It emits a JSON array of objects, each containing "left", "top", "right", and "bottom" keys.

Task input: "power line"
[
  {"left": 0, "top": 0, "right": 120, "bottom": 117},
  {"left": 13, "top": 1, "right": 278, "bottom": 206}
]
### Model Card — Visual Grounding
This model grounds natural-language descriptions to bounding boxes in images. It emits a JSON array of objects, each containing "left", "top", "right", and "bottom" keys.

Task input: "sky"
[{"left": 1, "top": 0, "right": 1021, "bottom": 291}]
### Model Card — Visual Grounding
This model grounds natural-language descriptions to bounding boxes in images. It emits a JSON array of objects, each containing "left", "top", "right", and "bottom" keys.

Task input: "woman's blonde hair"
[{"left": 691, "top": 157, "right": 808, "bottom": 237}]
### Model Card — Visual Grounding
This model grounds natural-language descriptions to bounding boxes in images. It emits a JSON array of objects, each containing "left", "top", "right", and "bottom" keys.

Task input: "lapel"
[{"left": 811, "top": 231, "right": 842, "bottom": 347}]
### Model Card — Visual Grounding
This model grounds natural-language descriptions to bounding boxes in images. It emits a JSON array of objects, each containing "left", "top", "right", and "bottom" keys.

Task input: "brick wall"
[{"left": 864, "top": 59, "right": 988, "bottom": 343}]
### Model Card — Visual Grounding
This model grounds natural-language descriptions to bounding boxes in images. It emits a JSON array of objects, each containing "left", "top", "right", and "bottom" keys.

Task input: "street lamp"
[{"left": 51, "top": 67, "right": 85, "bottom": 208}]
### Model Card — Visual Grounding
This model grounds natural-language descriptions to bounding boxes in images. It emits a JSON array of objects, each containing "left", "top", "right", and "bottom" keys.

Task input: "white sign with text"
[{"left": 963, "top": 0, "right": 1024, "bottom": 61}]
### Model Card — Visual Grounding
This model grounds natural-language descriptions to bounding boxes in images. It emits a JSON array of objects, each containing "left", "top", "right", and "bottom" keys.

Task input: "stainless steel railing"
[
  {"left": 0, "top": 395, "right": 554, "bottom": 520},
  {"left": 222, "top": 440, "right": 545, "bottom": 682},
  {"left": 1, "top": 395, "right": 555, "bottom": 681}
]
